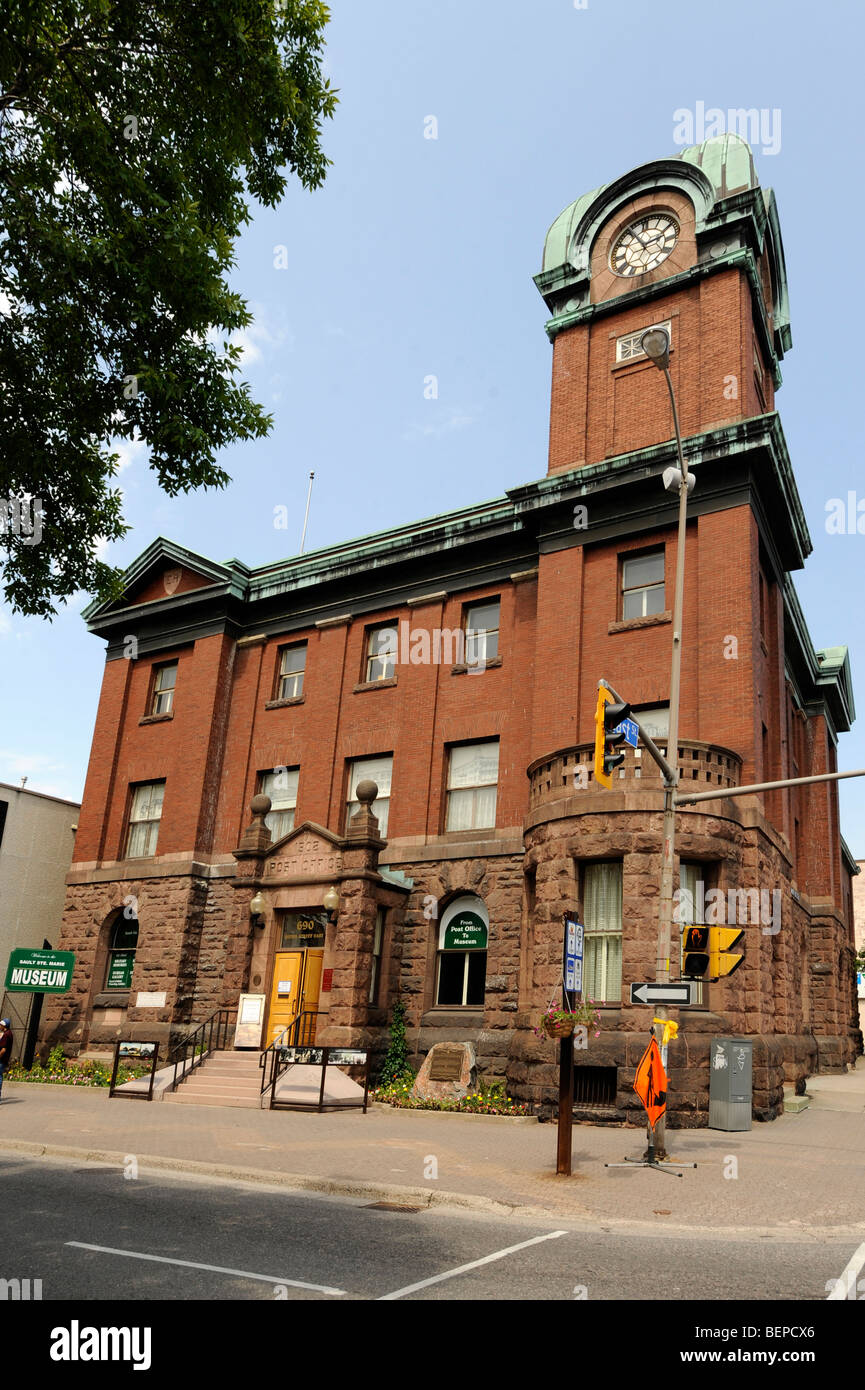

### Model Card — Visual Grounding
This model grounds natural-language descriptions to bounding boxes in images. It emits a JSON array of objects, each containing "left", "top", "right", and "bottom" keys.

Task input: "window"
[
  {"left": 105, "top": 914, "right": 138, "bottom": 990},
  {"left": 365, "top": 625, "right": 397, "bottom": 682},
  {"left": 616, "top": 320, "right": 672, "bottom": 364},
  {"left": 346, "top": 755, "right": 393, "bottom": 835},
  {"left": 678, "top": 862, "right": 705, "bottom": 1004},
  {"left": 435, "top": 896, "right": 488, "bottom": 1007},
  {"left": 622, "top": 552, "right": 665, "bottom": 619},
  {"left": 631, "top": 705, "right": 669, "bottom": 742},
  {"left": 445, "top": 741, "right": 498, "bottom": 832},
  {"left": 151, "top": 662, "right": 177, "bottom": 715},
  {"left": 276, "top": 644, "right": 306, "bottom": 701},
  {"left": 464, "top": 599, "right": 500, "bottom": 665},
  {"left": 0, "top": 799, "right": 7, "bottom": 851},
  {"left": 259, "top": 767, "right": 299, "bottom": 840},
  {"left": 582, "top": 862, "right": 622, "bottom": 1003},
  {"left": 369, "top": 910, "right": 385, "bottom": 1005},
  {"left": 126, "top": 782, "right": 165, "bottom": 858}
]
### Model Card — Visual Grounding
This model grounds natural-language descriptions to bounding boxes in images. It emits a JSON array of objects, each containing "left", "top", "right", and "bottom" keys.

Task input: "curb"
[{"left": 0, "top": 1138, "right": 535, "bottom": 1219}]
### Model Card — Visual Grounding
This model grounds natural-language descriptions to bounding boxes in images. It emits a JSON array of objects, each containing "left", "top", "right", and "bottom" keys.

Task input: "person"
[{"left": 0, "top": 1019, "right": 13, "bottom": 1100}]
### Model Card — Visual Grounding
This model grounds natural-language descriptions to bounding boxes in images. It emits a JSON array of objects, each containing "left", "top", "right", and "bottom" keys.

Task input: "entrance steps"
[{"left": 164, "top": 1049, "right": 264, "bottom": 1109}]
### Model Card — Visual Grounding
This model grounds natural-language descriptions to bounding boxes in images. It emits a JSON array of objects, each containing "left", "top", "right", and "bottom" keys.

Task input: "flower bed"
[
  {"left": 373, "top": 1075, "right": 530, "bottom": 1116},
  {"left": 6, "top": 1045, "right": 151, "bottom": 1088}
]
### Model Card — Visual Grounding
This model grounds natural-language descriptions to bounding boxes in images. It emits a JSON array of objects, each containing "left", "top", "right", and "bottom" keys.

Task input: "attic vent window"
[{"left": 616, "top": 320, "right": 672, "bottom": 364}]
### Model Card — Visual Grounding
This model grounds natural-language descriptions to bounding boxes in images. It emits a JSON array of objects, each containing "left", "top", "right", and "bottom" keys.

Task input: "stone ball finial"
[
  {"left": 355, "top": 779, "right": 378, "bottom": 806},
  {"left": 250, "top": 793, "right": 271, "bottom": 817}
]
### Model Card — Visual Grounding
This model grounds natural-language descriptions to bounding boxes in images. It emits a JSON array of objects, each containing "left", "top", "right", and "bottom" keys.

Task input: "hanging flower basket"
[{"left": 535, "top": 1000, "right": 601, "bottom": 1042}]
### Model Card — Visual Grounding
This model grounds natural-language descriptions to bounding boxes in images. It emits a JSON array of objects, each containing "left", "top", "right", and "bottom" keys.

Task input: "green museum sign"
[
  {"left": 4, "top": 948, "right": 76, "bottom": 994},
  {"left": 106, "top": 952, "right": 136, "bottom": 990},
  {"left": 443, "top": 912, "right": 488, "bottom": 951}
]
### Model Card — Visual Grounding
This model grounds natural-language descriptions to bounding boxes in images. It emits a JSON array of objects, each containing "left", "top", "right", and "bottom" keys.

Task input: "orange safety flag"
[{"left": 633, "top": 1035, "right": 668, "bottom": 1130}]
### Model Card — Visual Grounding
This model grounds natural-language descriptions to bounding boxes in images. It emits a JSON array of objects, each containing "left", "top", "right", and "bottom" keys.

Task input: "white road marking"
[
  {"left": 826, "top": 1240, "right": 865, "bottom": 1300},
  {"left": 66, "top": 1242, "right": 346, "bottom": 1296},
  {"left": 377, "top": 1229, "right": 568, "bottom": 1300}
]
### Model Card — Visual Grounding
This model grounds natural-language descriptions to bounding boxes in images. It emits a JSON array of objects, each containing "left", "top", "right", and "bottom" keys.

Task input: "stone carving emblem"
[{"left": 162, "top": 567, "right": 182, "bottom": 595}]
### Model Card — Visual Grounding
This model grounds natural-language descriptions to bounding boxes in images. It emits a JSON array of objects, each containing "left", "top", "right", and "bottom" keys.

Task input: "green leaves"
[{"left": 0, "top": 0, "right": 335, "bottom": 616}]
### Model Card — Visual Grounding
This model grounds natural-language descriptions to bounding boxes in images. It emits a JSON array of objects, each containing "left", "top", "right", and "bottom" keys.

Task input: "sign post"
[
  {"left": 605, "top": 1033, "right": 696, "bottom": 1176},
  {"left": 556, "top": 912, "right": 584, "bottom": 1176}
]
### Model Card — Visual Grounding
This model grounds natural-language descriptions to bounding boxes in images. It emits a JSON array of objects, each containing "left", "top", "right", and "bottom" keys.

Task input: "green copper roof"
[
  {"left": 676, "top": 133, "right": 758, "bottom": 199},
  {"left": 541, "top": 134, "right": 758, "bottom": 272}
]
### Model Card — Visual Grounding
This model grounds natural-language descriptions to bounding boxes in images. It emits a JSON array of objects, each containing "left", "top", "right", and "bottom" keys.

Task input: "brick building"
[{"left": 44, "top": 134, "right": 861, "bottom": 1124}]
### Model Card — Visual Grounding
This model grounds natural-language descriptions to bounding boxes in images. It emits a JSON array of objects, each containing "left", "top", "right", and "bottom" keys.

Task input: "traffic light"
[
  {"left": 710, "top": 927, "right": 744, "bottom": 979},
  {"left": 681, "top": 925, "right": 744, "bottom": 980},
  {"left": 681, "top": 925, "right": 710, "bottom": 978},
  {"left": 593, "top": 686, "right": 631, "bottom": 789}
]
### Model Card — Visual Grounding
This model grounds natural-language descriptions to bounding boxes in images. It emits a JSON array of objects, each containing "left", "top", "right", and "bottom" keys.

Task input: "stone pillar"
[
  {"left": 229, "top": 794, "right": 273, "bottom": 1014},
  {"left": 318, "top": 780, "right": 384, "bottom": 1047}
]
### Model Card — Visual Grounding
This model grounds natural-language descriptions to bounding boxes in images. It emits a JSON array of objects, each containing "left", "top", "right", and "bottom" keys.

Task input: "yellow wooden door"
[
  {"left": 267, "top": 951, "right": 303, "bottom": 1044},
  {"left": 300, "top": 949, "right": 324, "bottom": 1039}
]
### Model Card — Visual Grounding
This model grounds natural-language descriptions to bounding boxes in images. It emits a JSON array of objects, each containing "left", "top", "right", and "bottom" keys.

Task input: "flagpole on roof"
[{"left": 299, "top": 471, "right": 315, "bottom": 555}]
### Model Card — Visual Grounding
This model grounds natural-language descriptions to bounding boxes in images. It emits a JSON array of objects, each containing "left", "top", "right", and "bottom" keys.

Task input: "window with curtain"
[
  {"left": 678, "top": 861, "right": 705, "bottom": 1004},
  {"left": 445, "top": 741, "right": 498, "bottom": 831},
  {"left": 346, "top": 754, "right": 393, "bottom": 835},
  {"left": 126, "top": 782, "right": 165, "bottom": 858},
  {"left": 259, "top": 767, "right": 299, "bottom": 840},
  {"left": 582, "top": 861, "right": 623, "bottom": 1002}
]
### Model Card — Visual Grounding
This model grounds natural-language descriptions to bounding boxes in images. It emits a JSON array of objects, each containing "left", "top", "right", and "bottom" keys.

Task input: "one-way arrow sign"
[{"left": 630, "top": 981, "right": 699, "bottom": 1006}]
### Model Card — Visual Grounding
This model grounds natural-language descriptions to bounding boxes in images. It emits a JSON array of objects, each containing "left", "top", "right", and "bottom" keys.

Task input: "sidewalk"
[{"left": 2, "top": 1073, "right": 864, "bottom": 1233}]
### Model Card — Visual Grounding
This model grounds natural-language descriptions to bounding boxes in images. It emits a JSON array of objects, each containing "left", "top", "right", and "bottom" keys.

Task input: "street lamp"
[
  {"left": 249, "top": 891, "right": 267, "bottom": 928},
  {"left": 640, "top": 325, "right": 695, "bottom": 1161}
]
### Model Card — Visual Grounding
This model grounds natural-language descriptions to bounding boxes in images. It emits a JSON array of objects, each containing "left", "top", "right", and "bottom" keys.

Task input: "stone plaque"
[
  {"left": 411, "top": 1042, "right": 476, "bottom": 1103},
  {"left": 429, "top": 1049, "right": 464, "bottom": 1082}
]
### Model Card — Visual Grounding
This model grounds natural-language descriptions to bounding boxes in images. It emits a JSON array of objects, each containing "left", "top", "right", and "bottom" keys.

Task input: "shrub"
[{"left": 378, "top": 998, "right": 414, "bottom": 1087}]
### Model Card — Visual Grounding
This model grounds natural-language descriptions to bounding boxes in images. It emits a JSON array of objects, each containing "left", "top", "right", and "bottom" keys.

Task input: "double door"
[{"left": 267, "top": 948, "right": 323, "bottom": 1046}]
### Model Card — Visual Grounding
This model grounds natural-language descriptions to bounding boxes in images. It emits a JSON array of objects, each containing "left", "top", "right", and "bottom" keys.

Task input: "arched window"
[
  {"left": 105, "top": 914, "right": 139, "bottom": 990},
  {"left": 435, "top": 896, "right": 488, "bottom": 1007}
]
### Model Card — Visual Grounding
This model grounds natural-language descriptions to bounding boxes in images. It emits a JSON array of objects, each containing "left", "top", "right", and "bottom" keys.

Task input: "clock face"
[{"left": 610, "top": 213, "right": 679, "bottom": 278}]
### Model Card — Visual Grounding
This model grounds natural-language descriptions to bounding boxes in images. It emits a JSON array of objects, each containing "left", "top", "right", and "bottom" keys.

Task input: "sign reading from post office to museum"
[
  {"left": 5, "top": 948, "right": 75, "bottom": 994},
  {"left": 443, "top": 912, "right": 488, "bottom": 951}
]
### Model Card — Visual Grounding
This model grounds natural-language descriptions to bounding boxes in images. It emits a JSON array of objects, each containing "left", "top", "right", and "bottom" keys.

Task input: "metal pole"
[
  {"left": 556, "top": 919, "right": 574, "bottom": 1175},
  {"left": 651, "top": 364, "right": 692, "bottom": 1162},
  {"left": 299, "top": 471, "right": 315, "bottom": 554},
  {"left": 675, "top": 766, "right": 865, "bottom": 805}
]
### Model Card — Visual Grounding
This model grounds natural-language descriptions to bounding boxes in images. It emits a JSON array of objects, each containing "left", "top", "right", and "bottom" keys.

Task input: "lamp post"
[{"left": 640, "top": 326, "right": 694, "bottom": 1161}]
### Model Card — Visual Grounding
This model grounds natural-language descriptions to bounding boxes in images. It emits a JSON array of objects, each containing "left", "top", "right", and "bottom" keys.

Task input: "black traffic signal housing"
[
  {"left": 594, "top": 687, "right": 631, "bottom": 789},
  {"left": 681, "top": 925, "right": 710, "bottom": 978},
  {"left": 681, "top": 925, "right": 744, "bottom": 980}
]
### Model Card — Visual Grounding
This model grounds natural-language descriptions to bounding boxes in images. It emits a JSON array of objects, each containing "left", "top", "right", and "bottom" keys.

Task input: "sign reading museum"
[{"left": 4, "top": 948, "right": 76, "bottom": 994}]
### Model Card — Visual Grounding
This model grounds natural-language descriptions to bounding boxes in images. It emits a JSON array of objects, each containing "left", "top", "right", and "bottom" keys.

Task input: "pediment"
[
  {"left": 263, "top": 822, "right": 343, "bottom": 881},
  {"left": 83, "top": 537, "right": 236, "bottom": 621}
]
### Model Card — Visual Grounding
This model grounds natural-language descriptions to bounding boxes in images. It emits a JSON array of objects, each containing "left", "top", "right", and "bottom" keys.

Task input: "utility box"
[{"left": 708, "top": 1037, "right": 753, "bottom": 1131}]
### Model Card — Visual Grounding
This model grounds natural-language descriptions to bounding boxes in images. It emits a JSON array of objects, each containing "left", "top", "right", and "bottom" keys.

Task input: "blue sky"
[{"left": 2, "top": 0, "right": 864, "bottom": 854}]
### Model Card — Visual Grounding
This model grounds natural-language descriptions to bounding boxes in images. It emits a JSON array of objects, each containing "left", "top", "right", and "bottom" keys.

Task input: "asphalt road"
[{"left": 1, "top": 1154, "right": 862, "bottom": 1304}]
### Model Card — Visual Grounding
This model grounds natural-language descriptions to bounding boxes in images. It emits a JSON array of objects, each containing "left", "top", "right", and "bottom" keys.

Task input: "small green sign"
[
  {"left": 443, "top": 912, "right": 488, "bottom": 951},
  {"left": 5, "top": 948, "right": 75, "bottom": 994},
  {"left": 106, "top": 951, "right": 136, "bottom": 990}
]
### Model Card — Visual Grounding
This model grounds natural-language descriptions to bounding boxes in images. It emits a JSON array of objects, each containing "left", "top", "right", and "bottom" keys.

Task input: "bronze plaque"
[{"left": 429, "top": 1049, "right": 464, "bottom": 1082}]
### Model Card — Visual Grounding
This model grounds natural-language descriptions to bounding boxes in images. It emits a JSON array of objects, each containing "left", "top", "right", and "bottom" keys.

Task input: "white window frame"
[
  {"left": 464, "top": 599, "right": 500, "bottom": 665},
  {"left": 126, "top": 782, "right": 165, "bottom": 859},
  {"left": 445, "top": 741, "right": 499, "bottom": 832},
  {"left": 276, "top": 644, "right": 306, "bottom": 701},
  {"left": 346, "top": 754, "right": 393, "bottom": 835},
  {"left": 582, "top": 861, "right": 623, "bottom": 1004},
  {"left": 365, "top": 625, "right": 397, "bottom": 683},
  {"left": 151, "top": 662, "right": 177, "bottom": 716},
  {"left": 616, "top": 319, "right": 672, "bottom": 364},
  {"left": 259, "top": 767, "right": 299, "bottom": 840},
  {"left": 622, "top": 551, "right": 665, "bottom": 620}
]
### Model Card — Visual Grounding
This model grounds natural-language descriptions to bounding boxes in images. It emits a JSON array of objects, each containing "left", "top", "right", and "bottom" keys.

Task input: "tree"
[{"left": 0, "top": 1, "right": 336, "bottom": 616}]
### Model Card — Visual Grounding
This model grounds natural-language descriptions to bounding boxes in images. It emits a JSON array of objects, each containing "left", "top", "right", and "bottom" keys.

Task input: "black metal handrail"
[
  {"left": 167, "top": 1008, "right": 236, "bottom": 1094},
  {"left": 260, "top": 1011, "right": 322, "bottom": 1097}
]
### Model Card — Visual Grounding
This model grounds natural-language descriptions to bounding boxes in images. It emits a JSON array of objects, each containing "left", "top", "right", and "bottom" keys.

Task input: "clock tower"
[{"left": 534, "top": 133, "right": 790, "bottom": 473}]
